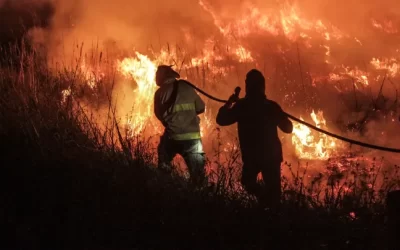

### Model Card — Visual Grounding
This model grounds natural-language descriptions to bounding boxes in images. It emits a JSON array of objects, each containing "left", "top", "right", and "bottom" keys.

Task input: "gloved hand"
[
  {"left": 224, "top": 94, "right": 237, "bottom": 108},
  {"left": 225, "top": 86, "right": 241, "bottom": 108}
]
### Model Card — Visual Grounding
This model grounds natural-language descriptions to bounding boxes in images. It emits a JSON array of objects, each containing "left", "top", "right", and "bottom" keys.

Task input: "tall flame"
[
  {"left": 116, "top": 50, "right": 178, "bottom": 136},
  {"left": 292, "top": 110, "right": 340, "bottom": 160},
  {"left": 116, "top": 49, "right": 218, "bottom": 138}
]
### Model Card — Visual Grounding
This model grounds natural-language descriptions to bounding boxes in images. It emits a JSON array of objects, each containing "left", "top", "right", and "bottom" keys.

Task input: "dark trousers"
[
  {"left": 241, "top": 158, "right": 282, "bottom": 209},
  {"left": 158, "top": 135, "right": 207, "bottom": 186}
]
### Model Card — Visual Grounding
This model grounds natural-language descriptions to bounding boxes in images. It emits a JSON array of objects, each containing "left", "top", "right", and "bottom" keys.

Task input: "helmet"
[{"left": 155, "top": 65, "right": 180, "bottom": 86}]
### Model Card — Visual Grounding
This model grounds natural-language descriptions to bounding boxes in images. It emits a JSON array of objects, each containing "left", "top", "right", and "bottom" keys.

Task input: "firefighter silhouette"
[{"left": 216, "top": 69, "right": 293, "bottom": 208}]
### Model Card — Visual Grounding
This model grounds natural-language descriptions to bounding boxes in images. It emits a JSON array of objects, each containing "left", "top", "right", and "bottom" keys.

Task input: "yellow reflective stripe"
[
  {"left": 172, "top": 103, "right": 195, "bottom": 113},
  {"left": 171, "top": 132, "right": 201, "bottom": 140}
]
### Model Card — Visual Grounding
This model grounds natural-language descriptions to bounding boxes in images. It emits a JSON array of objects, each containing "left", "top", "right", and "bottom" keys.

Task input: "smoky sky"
[
  {"left": 4, "top": 0, "right": 393, "bottom": 65},
  {"left": 1, "top": 0, "right": 398, "bottom": 55},
  {"left": 22, "top": 0, "right": 400, "bottom": 108}
]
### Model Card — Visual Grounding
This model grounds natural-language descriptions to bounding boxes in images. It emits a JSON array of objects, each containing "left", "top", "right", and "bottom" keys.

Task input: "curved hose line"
[{"left": 182, "top": 80, "right": 400, "bottom": 153}]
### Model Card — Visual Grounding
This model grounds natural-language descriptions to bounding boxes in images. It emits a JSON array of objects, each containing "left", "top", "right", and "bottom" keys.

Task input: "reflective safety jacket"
[{"left": 154, "top": 79, "right": 205, "bottom": 140}]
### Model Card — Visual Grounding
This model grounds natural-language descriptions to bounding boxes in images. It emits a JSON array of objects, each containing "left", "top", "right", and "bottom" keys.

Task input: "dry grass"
[{"left": 0, "top": 40, "right": 398, "bottom": 250}]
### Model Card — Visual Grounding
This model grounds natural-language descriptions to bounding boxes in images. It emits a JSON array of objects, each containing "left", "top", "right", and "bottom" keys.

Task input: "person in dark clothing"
[
  {"left": 216, "top": 69, "right": 293, "bottom": 208},
  {"left": 154, "top": 65, "right": 207, "bottom": 187}
]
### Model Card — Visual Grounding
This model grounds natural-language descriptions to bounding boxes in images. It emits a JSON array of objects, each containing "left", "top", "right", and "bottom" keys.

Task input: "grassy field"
[{"left": 1, "top": 34, "right": 399, "bottom": 250}]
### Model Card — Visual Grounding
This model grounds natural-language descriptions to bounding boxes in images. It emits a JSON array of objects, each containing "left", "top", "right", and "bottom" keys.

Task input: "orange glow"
[
  {"left": 371, "top": 18, "right": 398, "bottom": 34},
  {"left": 117, "top": 52, "right": 163, "bottom": 136},
  {"left": 80, "top": 58, "right": 105, "bottom": 89},
  {"left": 370, "top": 57, "right": 399, "bottom": 77},
  {"left": 292, "top": 110, "right": 342, "bottom": 160},
  {"left": 53, "top": 0, "right": 400, "bottom": 166},
  {"left": 116, "top": 49, "right": 218, "bottom": 138}
]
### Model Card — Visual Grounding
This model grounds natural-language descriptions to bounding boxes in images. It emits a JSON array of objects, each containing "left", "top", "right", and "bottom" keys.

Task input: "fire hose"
[{"left": 181, "top": 81, "right": 400, "bottom": 153}]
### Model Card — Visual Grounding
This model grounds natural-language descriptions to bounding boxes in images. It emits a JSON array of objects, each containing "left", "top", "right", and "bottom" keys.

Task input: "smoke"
[
  {"left": 0, "top": 0, "right": 53, "bottom": 46},
  {"left": 28, "top": 0, "right": 219, "bottom": 62},
  {"left": 25, "top": 0, "right": 400, "bottom": 68},
  {"left": 20, "top": 0, "right": 400, "bottom": 163}
]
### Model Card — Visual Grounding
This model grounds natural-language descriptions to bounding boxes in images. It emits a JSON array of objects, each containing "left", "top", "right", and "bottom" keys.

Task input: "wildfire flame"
[
  {"left": 370, "top": 57, "right": 399, "bottom": 77},
  {"left": 371, "top": 18, "right": 398, "bottom": 34},
  {"left": 292, "top": 110, "right": 340, "bottom": 160},
  {"left": 116, "top": 49, "right": 218, "bottom": 138},
  {"left": 80, "top": 58, "right": 105, "bottom": 89},
  {"left": 116, "top": 51, "right": 170, "bottom": 136},
  {"left": 66, "top": 0, "right": 400, "bottom": 162}
]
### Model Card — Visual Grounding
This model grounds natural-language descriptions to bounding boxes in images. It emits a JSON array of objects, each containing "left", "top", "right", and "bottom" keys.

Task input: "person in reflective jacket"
[
  {"left": 154, "top": 65, "right": 207, "bottom": 187},
  {"left": 216, "top": 69, "right": 293, "bottom": 209}
]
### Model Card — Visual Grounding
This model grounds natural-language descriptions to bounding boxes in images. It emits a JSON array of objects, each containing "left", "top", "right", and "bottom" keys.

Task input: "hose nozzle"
[{"left": 234, "top": 87, "right": 241, "bottom": 99}]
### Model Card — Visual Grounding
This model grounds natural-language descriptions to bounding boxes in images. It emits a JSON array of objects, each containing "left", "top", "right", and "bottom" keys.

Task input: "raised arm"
[{"left": 216, "top": 101, "right": 240, "bottom": 126}]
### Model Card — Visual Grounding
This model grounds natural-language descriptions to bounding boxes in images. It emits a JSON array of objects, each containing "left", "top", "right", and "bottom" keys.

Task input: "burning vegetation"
[
  {"left": 292, "top": 110, "right": 340, "bottom": 160},
  {"left": 50, "top": 0, "right": 400, "bottom": 165},
  {"left": 1, "top": 0, "right": 400, "bottom": 248}
]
